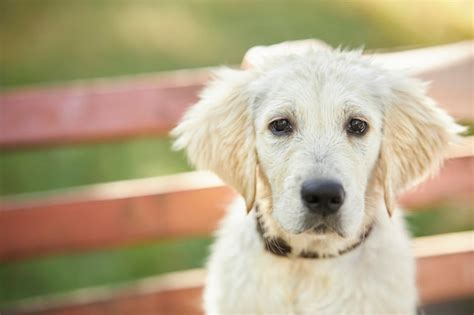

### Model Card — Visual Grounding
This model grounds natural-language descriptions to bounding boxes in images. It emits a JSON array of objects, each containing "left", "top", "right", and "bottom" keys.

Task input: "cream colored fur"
[{"left": 172, "top": 48, "right": 463, "bottom": 314}]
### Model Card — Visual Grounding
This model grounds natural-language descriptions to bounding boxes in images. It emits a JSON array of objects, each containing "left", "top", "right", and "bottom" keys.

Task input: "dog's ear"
[
  {"left": 172, "top": 68, "right": 258, "bottom": 212},
  {"left": 377, "top": 75, "right": 464, "bottom": 216}
]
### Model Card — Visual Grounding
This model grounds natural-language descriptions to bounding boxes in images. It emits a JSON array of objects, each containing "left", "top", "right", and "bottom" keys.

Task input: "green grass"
[
  {"left": 406, "top": 205, "right": 474, "bottom": 237},
  {"left": 462, "top": 121, "right": 474, "bottom": 136},
  {"left": 1, "top": 0, "right": 472, "bottom": 307},
  {"left": 0, "top": 137, "right": 189, "bottom": 196},
  {"left": 1, "top": 0, "right": 472, "bottom": 88}
]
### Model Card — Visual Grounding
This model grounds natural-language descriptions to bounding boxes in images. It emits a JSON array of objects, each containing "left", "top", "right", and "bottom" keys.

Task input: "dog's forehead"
[{"left": 252, "top": 52, "right": 385, "bottom": 117}]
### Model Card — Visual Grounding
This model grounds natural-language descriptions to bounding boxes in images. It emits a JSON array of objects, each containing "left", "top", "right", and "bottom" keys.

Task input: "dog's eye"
[
  {"left": 269, "top": 119, "right": 293, "bottom": 136},
  {"left": 347, "top": 119, "right": 368, "bottom": 135}
]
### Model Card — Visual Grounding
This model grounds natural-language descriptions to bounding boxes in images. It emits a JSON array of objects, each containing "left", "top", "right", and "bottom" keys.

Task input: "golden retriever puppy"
[{"left": 172, "top": 48, "right": 462, "bottom": 314}]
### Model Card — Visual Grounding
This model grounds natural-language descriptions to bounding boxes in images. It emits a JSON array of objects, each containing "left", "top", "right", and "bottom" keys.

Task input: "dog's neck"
[{"left": 254, "top": 204, "right": 375, "bottom": 259}]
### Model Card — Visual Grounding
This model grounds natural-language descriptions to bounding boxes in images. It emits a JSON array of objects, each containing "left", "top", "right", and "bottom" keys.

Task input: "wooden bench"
[{"left": 1, "top": 42, "right": 473, "bottom": 314}]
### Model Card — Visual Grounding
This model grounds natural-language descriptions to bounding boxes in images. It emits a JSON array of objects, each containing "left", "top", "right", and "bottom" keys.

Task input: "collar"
[{"left": 255, "top": 206, "right": 375, "bottom": 259}]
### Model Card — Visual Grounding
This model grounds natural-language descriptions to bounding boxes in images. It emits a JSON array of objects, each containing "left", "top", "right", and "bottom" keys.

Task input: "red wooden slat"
[
  {"left": 400, "top": 155, "right": 474, "bottom": 209},
  {"left": 0, "top": 70, "right": 208, "bottom": 148},
  {"left": 1, "top": 42, "right": 472, "bottom": 149},
  {"left": 0, "top": 156, "right": 472, "bottom": 262},
  {"left": 369, "top": 41, "right": 474, "bottom": 123},
  {"left": 417, "top": 250, "right": 474, "bottom": 304},
  {"left": 0, "top": 184, "right": 234, "bottom": 261},
  {"left": 29, "top": 287, "right": 203, "bottom": 315},
  {"left": 416, "top": 55, "right": 474, "bottom": 123},
  {"left": 4, "top": 269, "right": 206, "bottom": 315}
]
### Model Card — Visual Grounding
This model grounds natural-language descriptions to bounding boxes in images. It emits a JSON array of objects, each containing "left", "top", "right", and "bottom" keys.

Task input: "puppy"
[{"left": 172, "top": 48, "right": 462, "bottom": 314}]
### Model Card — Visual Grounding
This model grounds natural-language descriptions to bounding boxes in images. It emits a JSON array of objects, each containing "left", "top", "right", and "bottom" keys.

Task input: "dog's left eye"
[
  {"left": 269, "top": 119, "right": 293, "bottom": 136},
  {"left": 347, "top": 118, "right": 368, "bottom": 135}
]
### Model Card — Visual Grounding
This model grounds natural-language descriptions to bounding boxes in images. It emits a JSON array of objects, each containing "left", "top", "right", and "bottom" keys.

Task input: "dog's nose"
[{"left": 301, "top": 179, "right": 345, "bottom": 216}]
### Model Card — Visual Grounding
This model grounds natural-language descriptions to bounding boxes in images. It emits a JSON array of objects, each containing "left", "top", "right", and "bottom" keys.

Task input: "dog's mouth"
[{"left": 309, "top": 223, "right": 345, "bottom": 237}]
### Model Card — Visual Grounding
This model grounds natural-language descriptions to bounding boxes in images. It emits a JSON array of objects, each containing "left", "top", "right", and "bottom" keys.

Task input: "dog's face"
[
  {"left": 173, "top": 50, "right": 462, "bottom": 252},
  {"left": 251, "top": 59, "right": 385, "bottom": 237}
]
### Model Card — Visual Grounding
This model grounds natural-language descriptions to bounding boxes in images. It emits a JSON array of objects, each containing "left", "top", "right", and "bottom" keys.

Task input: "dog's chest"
[
  {"left": 207, "top": 231, "right": 373, "bottom": 312},
  {"left": 204, "top": 206, "right": 416, "bottom": 314},
  {"left": 207, "top": 246, "right": 413, "bottom": 314},
  {"left": 242, "top": 253, "right": 365, "bottom": 313}
]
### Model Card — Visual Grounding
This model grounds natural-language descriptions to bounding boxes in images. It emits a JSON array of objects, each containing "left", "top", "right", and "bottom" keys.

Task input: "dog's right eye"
[{"left": 269, "top": 119, "right": 293, "bottom": 136}]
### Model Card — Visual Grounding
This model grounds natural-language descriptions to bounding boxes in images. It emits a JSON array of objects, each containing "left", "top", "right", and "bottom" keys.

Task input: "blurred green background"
[{"left": 0, "top": 0, "right": 473, "bottom": 307}]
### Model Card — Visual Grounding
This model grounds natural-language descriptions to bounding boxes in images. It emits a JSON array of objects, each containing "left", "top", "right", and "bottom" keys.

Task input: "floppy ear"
[
  {"left": 172, "top": 68, "right": 258, "bottom": 212},
  {"left": 378, "top": 75, "right": 464, "bottom": 216}
]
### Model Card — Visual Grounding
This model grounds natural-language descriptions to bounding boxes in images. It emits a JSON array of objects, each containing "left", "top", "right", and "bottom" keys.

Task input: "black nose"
[{"left": 301, "top": 179, "right": 345, "bottom": 216}]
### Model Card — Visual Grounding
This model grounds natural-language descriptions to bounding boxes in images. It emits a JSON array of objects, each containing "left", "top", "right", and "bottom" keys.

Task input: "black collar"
[{"left": 255, "top": 206, "right": 374, "bottom": 259}]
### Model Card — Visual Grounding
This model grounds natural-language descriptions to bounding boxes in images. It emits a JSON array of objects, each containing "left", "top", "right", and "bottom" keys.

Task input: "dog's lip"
[{"left": 309, "top": 224, "right": 345, "bottom": 237}]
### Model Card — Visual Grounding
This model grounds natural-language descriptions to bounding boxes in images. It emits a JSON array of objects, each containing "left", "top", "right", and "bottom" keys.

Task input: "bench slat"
[
  {"left": 0, "top": 182, "right": 233, "bottom": 261},
  {"left": 414, "top": 231, "right": 474, "bottom": 304},
  {"left": 0, "top": 70, "right": 208, "bottom": 149},
  {"left": 1, "top": 42, "right": 472, "bottom": 149},
  {"left": 1, "top": 156, "right": 472, "bottom": 261},
  {"left": 6, "top": 232, "right": 473, "bottom": 314}
]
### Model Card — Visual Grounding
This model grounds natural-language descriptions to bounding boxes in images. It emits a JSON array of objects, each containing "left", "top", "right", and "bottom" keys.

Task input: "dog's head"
[{"left": 172, "top": 50, "right": 462, "bottom": 255}]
